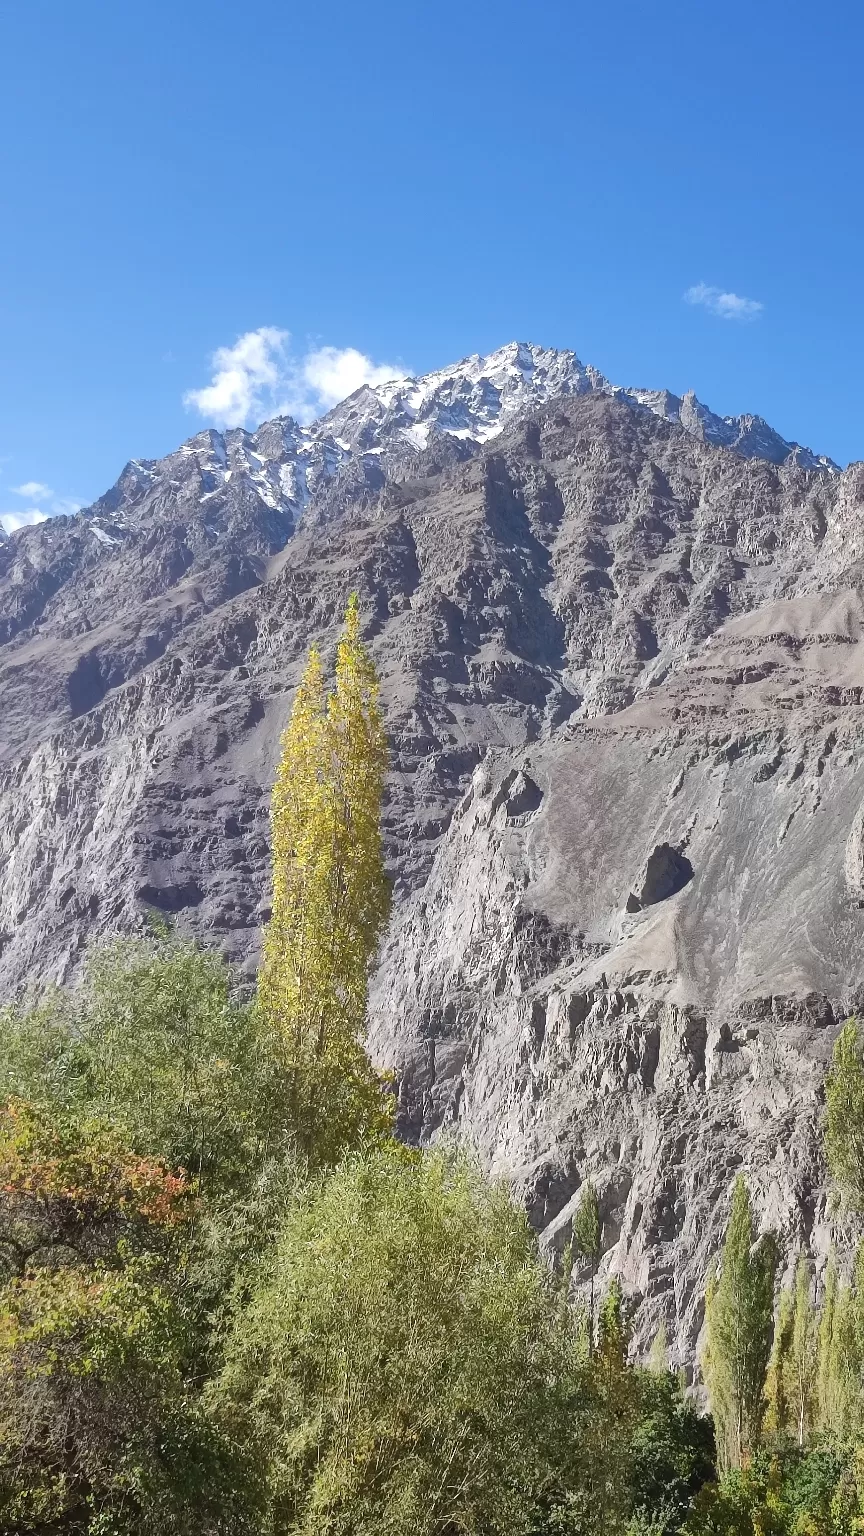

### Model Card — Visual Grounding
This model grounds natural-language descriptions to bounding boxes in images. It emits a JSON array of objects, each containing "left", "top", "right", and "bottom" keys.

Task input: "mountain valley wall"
[{"left": 3, "top": 382, "right": 864, "bottom": 1362}]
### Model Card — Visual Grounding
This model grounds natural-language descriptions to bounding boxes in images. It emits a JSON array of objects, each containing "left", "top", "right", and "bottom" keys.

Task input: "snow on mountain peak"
[
  {"left": 3, "top": 341, "right": 830, "bottom": 555},
  {"left": 317, "top": 341, "right": 608, "bottom": 453},
  {"left": 312, "top": 341, "right": 837, "bottom": 472}
]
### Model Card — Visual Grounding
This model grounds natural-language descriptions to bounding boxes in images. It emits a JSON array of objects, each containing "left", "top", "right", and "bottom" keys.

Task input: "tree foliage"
[
  {"left": 257, "top": 596, "right": 392, "bottom": 1164},
  {"left": 0, "top": 934, "right": 296, "bottom": 1194},
  {"left": 812, "top": 1249, "right": 864, "bottom": 1445},
  {"left": 573, "top": 1180, "right": 602, "bottom": 1345},
  {"left": 826, "top": 1020, "right": 864, "bottom": 1212},
  {"left": 765, "top": 1258, "right": 818, "bottom": 1447},
  {"left": 628, "top": 1369, "right": 715, "bottom": 1536},
  {"left": 702, "top": 1177, "right": 778, "bottom": 1472},
  {"left": 0, "top": 1255, "right": 256, "bottom": 1534},
  {"left": 0, "top": 1097, "right": 189, "bottom": 1280},
  {"left": 683, "top": 1445, "right": 853, "bottom": 1536},
  {"left": 0, "top": 1085, "right": 254, "bottom": 1533},
  {"left": 213, "top": 1145, "right": 605, "bottom": 1536}
]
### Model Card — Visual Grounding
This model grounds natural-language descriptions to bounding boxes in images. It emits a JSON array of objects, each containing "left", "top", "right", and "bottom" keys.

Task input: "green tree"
[
  {"left": 788, "top": 1259, "right": 819, "bottom": 1447},
  {"left": 627, "top": 1369, "right": 715, "bottom": 1536},
  {"left": 573, "top": 1180, "right": 602, "bottom": 1346},
  {"left": 598, "top": 1278, "right": 630, "bottom": 1385},
  {"left": 825, "top": 1020, "right": 864, "bottom": 1211},
  {"left": 647, "top": 1323, "right": 670, "bottom": 1376},
  {"left": 765, "top": 1259, "right": 818, "bottom": 1447},
  {"left": 0, "top": 1257, "right": 257, "bottom": 1535},
  {"left": 817, "top": 1257, "right": 838, "bottom": 1435},
  {"left": 683, "top": 1445, "right": 848, "bottom": 1536},
  {"left": 213, "top": 1145, "right": 603, "bottom": 1536},
  {"left": 590, "top": 1277, "right": 640, "bottom": 1518},
  {"left": 257, "top": 596, "right": 392, "bottom": 1164},
  {"left": 0, "top": 933, "right": 296, "bottom": 1195},
  {"left": 0, "top": 1098, "right": 255, "bottom": 1533},
  {"left": 702, "top": 1177, "right": 778, "bottom": 1471},
  {"left": 0, "top": 1097, "right": 189, "bottom": 1281},
  {"left": 765, "top": 1280, "right": 794, "bottom": 1439},
  {"left": 817, "top": 1268, "right": 860, "bottom": 1442}
]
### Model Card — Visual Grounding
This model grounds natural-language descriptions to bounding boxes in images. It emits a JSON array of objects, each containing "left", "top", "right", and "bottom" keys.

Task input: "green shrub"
[
  {"left": 213, "top": 1144, "right": 612, "bottom": 1536},
  {"left": 0, "top": 934, "right": 300, "bottom": 1193}
]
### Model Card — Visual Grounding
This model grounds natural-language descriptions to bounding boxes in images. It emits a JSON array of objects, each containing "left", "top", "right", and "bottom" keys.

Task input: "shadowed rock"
[{"left": 626, "top": 844, "right": 694, "bottom": 911}]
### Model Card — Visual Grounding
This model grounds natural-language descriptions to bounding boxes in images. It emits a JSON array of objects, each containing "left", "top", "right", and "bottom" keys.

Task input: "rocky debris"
[
  {"left": 845, "top": 799, "right": 864, "bottom": 903},
  {"left": 0, "top": 360, "right": 862, "bottom": 1370}
]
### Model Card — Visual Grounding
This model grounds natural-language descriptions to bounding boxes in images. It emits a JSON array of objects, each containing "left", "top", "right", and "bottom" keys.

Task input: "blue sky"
[{"left": 2, "top": 0, "right": 863, "bottom": 525}]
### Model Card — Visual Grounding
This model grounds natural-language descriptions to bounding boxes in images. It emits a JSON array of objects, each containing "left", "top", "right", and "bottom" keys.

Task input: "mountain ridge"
[{"left": 0, "top": 340, "right": 839, "bottom": 547}]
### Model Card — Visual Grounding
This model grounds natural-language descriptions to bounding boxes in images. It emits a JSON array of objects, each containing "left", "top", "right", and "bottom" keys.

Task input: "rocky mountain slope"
[{"left": 1, "top": 341, "right": 862, "bottom": 1368}]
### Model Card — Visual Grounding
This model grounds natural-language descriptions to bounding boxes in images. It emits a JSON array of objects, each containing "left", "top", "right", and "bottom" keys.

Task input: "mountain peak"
[
  {"left": 0, "top": 341, "right": 836, "bottom": 555},
  {"left": 314, "top": 340, "right": 837, "bottom": 471}
]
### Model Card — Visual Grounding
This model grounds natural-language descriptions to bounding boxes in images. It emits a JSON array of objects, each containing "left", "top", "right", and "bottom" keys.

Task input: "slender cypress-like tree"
[
  {"left": 817, "top": 1257, "right": 838, "bottom": 1434},
  {"left": 646, "top": 1323, "right": 669, "bottom": 1375},
  {"left": 823, "top": 1277, "right": 859, "bottom": 1438},
  {"left": 573, "top": 1181, "right": 602, "bottom": 1348},
  {"left": 765, "top": 1282, "right": 794, "bottom": 1439},
  {"left": 788, "top": 1258, "right": 818, "bottom": 1446},
  {"left": 825, "top": 1020, "right": 864, "bottom": 1210},
  {"left": 702, "top": 1176, "right": 778, "bottom": 1471},
  {"left": 766, "top": 1261, "right": 819, "bottom": 1445},
  {"left": 258, "top": 595, "right": 392, "bottom": 1163},
  {"left": 594, "top": 1277, "right": 637, "bottom": 1502},
  {"left": 812, "top": 1251, "right": 864, "bottom": 1442}
]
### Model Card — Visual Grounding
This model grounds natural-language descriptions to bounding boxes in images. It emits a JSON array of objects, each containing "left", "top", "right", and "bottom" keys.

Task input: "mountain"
[
  {"left": 0, "top": 341, "right": 861, "bottom": 1370},
  {"left": 0, "top": 340, "right": 834, "bottom": 551},
  {"left": 319, "top": 340, "right": 837, "bottom": 469}
]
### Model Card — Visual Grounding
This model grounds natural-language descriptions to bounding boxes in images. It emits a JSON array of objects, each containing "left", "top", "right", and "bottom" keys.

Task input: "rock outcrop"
[{"left": 2, "top": 346, "right": 863, "bottom": 1366}]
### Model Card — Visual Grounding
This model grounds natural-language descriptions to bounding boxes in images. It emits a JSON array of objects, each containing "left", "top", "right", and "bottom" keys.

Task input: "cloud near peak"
[
  {"left": 183, "top": 328, "right": 408, "bottom": 430},
  {"left": 302, "top": 345, "right": 404, "bottom": 412},
  {"left": 12, "top": 480, "right": 53, "bottom": 499},
  {"left": 0, "top": 482, "right": 81, "bottom": 535},
  {"left": 0, "top": 507, "right": 49, "bottom": 535},
  {"left": 684, "top": 283, "right": 764, "bottom": 321}
]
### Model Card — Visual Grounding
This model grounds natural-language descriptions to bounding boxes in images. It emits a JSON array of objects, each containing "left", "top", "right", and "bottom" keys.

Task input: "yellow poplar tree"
[{"left": 258, "top": 595, "right": 392, "bottom": 1162}]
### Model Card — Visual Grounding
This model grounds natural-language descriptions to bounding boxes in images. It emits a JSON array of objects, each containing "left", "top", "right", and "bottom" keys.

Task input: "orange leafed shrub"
[{"left": 0, "top": 1098, "right": 191, "bottom": 1279}]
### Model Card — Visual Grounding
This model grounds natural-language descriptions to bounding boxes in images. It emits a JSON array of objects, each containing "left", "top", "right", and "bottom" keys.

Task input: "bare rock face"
[
  {"left": 1, "top": 353, "right": 864, "bottom": 1367},
  {"left": 369, "top": 706, "right": 859, "bottom": 1366}
]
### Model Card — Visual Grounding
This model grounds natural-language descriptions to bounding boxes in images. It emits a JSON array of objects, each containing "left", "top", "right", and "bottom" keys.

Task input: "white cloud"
[
  {"left": 183, "top": 327, "right": 289, "bottom": 428},
  {"left": 184, "top": 328, "right": 407, "bottom": 429},
  {"left": 684, "top": 283, "right": 764, "bottom": 321},
  {"left": 0, "top": 507, "right": 49, "bottom": 535},
  {"left": 12, "top": 480, "right": 53, "bottom": 499},
  {"left": 0, "top": 484, "right": 80, "bottom": 535},
  {"left": 300, "top": 346, "right": 404, "bottom": 411}
]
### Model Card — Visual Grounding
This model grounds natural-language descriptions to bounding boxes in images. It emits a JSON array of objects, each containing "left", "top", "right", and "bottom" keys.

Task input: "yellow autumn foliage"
[{"left": 258, "top": 595, "right": 392, "bottom": 1162}]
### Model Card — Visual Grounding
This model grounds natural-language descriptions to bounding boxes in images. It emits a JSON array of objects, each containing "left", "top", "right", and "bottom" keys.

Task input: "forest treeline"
[{"left": 1, "top": 597, "right": 864, "bottom": 1535}]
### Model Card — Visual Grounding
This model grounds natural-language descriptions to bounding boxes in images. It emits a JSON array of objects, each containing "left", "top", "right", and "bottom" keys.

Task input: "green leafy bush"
[
  {"left": 627, "top": 1370, "right": 715, "bottom": 1535},
  {"left": 213, "top": 1144, "right": 609, "bottom": 1536},
  {"left": 683, "top": 1445, "right": 855, "bottom": 1536},
  {"left": 0, "top": 935, "right": 300, "bottom": 1193},
  {"left": 0, "top": 1255, "right": 258, "bottom": 1534}
]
